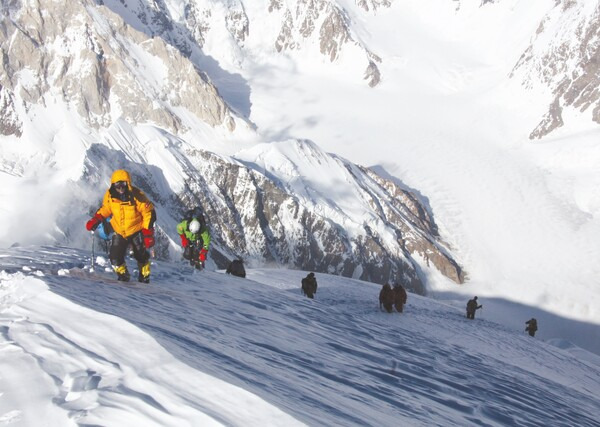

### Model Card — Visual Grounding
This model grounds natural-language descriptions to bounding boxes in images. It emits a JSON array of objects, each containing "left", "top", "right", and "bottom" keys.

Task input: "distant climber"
[
  {"left": 177, "top": 207, "right": 211, "bottom": 270},
  {"left": 466, "top": 296, "right": 482, "bottom": 319},
  {"left": 525, "top": 318, "right": 538, "bottom": 337},
  {"left": 379, "top": 283, "right": 394, "bottom": 313},
  {"left": 393, "top": 283, "right": 407, "bottom": 313},
  {"left": 226, "top": 259, "right": 246, "bottom": 278},
  {"left": 85, "top": 169, "right": 156, "bottom": 283},
  {"left": 301, "top": 272, "right": 318, "bottom": 299}
]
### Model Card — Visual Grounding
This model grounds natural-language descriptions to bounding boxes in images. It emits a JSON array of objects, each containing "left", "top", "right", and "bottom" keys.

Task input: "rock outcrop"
[
  {"left": 98, "top": 0, "right": 386, "bottom": 88},
  {"left": 0, "top": 85, "right": 22, "bottom": 137},
  {"left": 0, "top": 0, "right": 236, "bottom": 133},
  {"left": 166, "top": 142, "right": 462, "bottom": 294},
  {"left": 511, "top": 1, "right": 600, "bottom": 139}
]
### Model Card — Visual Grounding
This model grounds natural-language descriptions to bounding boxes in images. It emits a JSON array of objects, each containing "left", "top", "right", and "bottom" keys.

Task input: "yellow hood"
[{"left": 111, "top": 169, "right": 131, "bottom": 185}]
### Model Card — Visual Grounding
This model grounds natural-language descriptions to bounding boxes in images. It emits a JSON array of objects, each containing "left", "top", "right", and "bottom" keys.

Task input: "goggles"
[{"left": 114, "top": 181, "right": 128, "bottom": 190}]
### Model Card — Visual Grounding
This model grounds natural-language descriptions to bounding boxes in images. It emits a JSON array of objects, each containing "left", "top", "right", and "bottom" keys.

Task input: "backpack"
[
  {"left": 96, "top": 216, "right": 114, "bottom": 241},
  {"left": 301, "top": 275, "right": 317, "bottom": 296},
  {"left": 379, "top": 284, "right": 394, "bottom": 305},
  {"left": 226, "top": 259, "right": 246, "bottom": 278},
  {"left": 301, "top": 278, "right": 309, "bottom": 294},
  {"left": 393, "top": 285, "right": 407, "bottom": 305}
]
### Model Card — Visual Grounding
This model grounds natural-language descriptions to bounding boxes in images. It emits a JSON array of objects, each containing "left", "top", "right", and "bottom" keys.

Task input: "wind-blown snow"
[{"left": 1, "top": 246, "right": 599, "bottom": 425}]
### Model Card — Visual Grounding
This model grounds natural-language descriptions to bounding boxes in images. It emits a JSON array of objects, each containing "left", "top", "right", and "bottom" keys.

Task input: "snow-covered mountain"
[
  {"left": 0, "top": 0, "right": 464, "bottom": 292},
  {"left": 77, "top": 138, "right": 462, "bottom": 293},
  {"left": 1, "top": 246, "right": 599, "bottom": 425},
  {"left": 85, "top": 0, "right": 600, "bottom": 137},
  {"left": 94, "top": 0, "right": 385, "bottom": 87},
  {"left": 511, "top": 0, "right": 600, "bottom": 138},
  {"left": 1, "top": 0, "right": 600, "bottom": 356}
]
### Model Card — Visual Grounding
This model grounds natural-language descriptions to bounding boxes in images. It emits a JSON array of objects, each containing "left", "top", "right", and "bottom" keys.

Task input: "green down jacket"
[{"left": 176, "top": 218, "right": 211, "bottom": 249}]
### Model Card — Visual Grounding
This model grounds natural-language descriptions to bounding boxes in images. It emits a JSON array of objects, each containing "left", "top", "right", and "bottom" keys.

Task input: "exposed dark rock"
[
  {"left": 157, "top": 147, "right": 465, "bottom": 295},
  {"left": 512, "top": 2, "right": 600, "bottom": 139},
  {"left": 0, "top": 85, "right": 22, "bottom": 137}
]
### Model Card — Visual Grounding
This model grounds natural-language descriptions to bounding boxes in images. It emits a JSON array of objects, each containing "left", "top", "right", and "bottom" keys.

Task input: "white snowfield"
[{"left": 1, "top": 246, "right": 599, "bottom": 426}]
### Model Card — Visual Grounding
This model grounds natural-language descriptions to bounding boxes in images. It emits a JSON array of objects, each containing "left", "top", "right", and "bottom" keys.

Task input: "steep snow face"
[{"left": 0, "top": 246, "right": 599, "bottom": 425}]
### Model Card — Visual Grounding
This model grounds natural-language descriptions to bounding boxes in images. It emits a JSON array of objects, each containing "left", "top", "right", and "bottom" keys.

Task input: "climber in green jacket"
[{"left": 176, "top": 207, "right": 211, "bottom": 269}]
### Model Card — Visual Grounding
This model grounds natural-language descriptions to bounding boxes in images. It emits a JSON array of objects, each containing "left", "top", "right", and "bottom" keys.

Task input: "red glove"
[
  {"left": 86, "top": 214, "right": 103, "bottom": 231},
  {"left": 180, "top": 234, "right": 189, "bottom": 248},
  {"left": 199, "top": 248, "right": 208, "bottom": 262},
  {"left": 142, "top": 228, "right": 155, "bottom": 248}
]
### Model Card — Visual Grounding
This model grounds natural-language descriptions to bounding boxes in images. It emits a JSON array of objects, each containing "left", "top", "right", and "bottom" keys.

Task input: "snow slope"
[
  {"left": 205, "top": 0, "right": 600, "bottom": 327},
  {"left": 1, "top": 246, "right": 599, "bottom": 426},
  {"left": 1, "top": 0, "right": 598, "bottom": 332}
]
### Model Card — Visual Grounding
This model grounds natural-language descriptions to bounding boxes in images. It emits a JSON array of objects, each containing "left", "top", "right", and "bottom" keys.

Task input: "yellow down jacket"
[{"left": 96, "top": 170, "right": 155, "bottom": 238}]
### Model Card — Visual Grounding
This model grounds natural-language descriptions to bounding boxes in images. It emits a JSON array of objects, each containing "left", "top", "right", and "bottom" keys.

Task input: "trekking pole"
[{"left": 91, "top": 231, "right": 95, "bottom": 271}]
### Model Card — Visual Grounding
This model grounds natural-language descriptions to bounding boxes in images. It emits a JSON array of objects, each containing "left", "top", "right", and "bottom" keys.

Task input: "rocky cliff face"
[
  {"left": 511, "top": 0, "right": 600, "bottom": 139},
  {"left": 182, "top": 141, "right": 464, "bottom": 293},
  {"left": 0, "top": 0, "right": 236, "bottom": 133},
  {"left": 0, "top": 85, "right": 21, "bottom": 137},
  {"left": 356, "top": 0, "right": 392, "bottom": 13},
  {"left": 97, "top": 0, "right": 385, "bottom": 88}
]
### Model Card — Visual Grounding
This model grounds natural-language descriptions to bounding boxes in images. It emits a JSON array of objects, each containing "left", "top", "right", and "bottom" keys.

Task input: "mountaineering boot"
[
  {"left": 138, "top": 261, "right": 151, "bottom": 284},
  {"left": 113, "top": 263, "right": 130, "bottom": 282}
]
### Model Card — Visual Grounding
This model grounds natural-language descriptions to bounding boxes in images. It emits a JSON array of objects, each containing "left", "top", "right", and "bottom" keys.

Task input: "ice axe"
[{"left": 90, "top": 230, "right": 95, "bottom": 271}]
